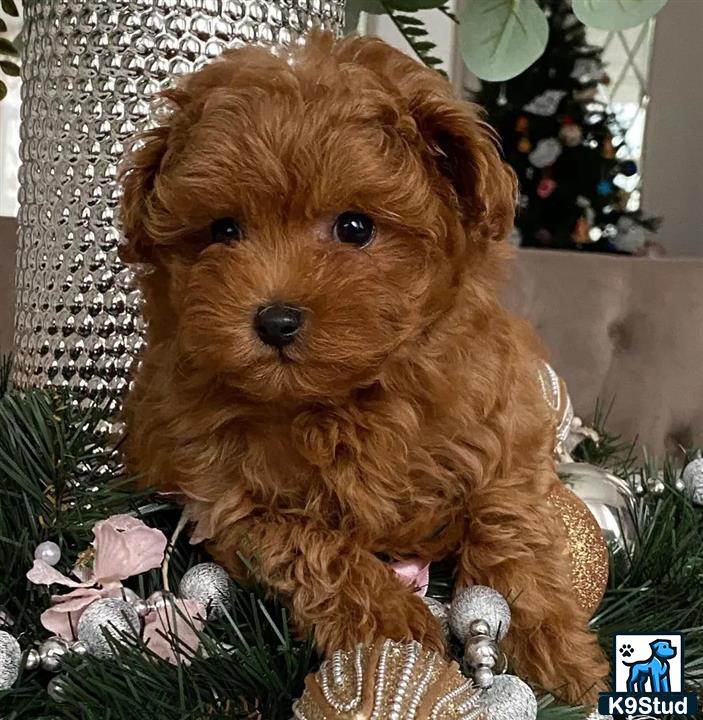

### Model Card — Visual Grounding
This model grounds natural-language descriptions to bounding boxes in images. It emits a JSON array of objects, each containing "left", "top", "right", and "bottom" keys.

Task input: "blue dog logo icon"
[{"left": 624, "top": 639, "right": 677, "bottom": 693}]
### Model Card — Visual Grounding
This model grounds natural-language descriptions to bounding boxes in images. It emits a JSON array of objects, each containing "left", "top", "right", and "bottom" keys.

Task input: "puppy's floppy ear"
[
  {"left": 117, "top": 124, "right": 170, "bottom": 264},
  {"left": 409, "top": 92, "right": 517, "bottom": 243}
]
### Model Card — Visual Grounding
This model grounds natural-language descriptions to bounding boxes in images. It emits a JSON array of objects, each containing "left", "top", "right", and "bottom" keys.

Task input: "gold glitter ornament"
[
  {"left": 558, "top": 462, "right": 636, "bottom": 581},
  {"left": 548, "top": 482, "right": 609, "bottom": 616},
  {"left": 292, "top": 638, "right": 482, "bottom": 720}
]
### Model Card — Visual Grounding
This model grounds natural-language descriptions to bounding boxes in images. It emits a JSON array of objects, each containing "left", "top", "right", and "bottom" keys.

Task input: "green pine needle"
[{"left": 0, "top": 379, "right": 702, "bottom": 718}]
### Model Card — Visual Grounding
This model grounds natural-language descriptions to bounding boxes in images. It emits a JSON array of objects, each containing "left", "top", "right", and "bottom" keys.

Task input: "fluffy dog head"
[{"left": 119, "top": 32, "right": 516, "bottom": 403}]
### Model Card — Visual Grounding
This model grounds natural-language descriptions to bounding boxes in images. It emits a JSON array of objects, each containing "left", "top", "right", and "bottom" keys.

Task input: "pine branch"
[
  {"left": 381, "top": 6, "right": 447, "bottom": 77},
  {"left": 0, "top": 352, "right": 11, "bottom": 398},
  {"left": 1, "top": 383, "right": 702, "bottom": 718}
]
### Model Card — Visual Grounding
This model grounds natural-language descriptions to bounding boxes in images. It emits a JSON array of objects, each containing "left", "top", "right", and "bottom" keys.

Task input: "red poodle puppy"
[{"left": 118, "top": 32, "right": 607, "bottom": 702}]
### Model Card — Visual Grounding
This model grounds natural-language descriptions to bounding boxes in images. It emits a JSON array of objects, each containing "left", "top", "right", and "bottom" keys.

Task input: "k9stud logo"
[{"left": 599, "top": 633, "right": 698, "bottom": 718}]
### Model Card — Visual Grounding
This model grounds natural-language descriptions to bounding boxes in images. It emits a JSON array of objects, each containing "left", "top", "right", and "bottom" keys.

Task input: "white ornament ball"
[
  {"left": 179, "top": 563, "right": 230, "bottom": 619},
  {"left": 528, "top": 137, "right": 562, "bottom": 169},
  {"left": 682, "top": 459, "right": 703, "bottom": 505},
  {"left": 0, "top": 630, "right": 21, "bottom": 690},
  {"left": 77, "top": 598, "right": 140, "bottom": 658},
  {"left": 34, "top": 541, "right": 62, "bottom": 567},
  {"left": 449, "top": 586, "right": 511, "bottom": 642},
  {"left": 480, "top": 674, "right": 537, "bottom": 720},
  {"left": 559, "top": 123, "right": 583, "bottom": 147}
]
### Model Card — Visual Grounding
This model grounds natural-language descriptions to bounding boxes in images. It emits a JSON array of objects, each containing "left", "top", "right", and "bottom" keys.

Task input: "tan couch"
[
  {"left": 503, "top": 248, "right": 703, "bottom": 455},
  {"left": 0, "top": 217, "right": 701, "bottom": 454}
]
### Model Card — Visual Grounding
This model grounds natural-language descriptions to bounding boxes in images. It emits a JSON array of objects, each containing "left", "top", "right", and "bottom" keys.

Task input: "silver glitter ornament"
[
  {"left": 480, "top": 674, "right": 537, "bottom": 720},
  {"left": 14, "top": 0, "right": 346, "bottom": 398},
  {"left": 449, "top": 586, "right": 511, "bottom": 643},
  {"left": 558, "top": 462, "right": 636, "bottom": 579},
  {"left": 179, "top": 563, "right": 230, "bottom": 619},
  {"left": 47, "top": 676, "right": 68, "bottom": 703},
  {"left": 39, "top": 637, "right": 70, "bottom": 672},
  {"left": 34, "top": 540, "right": 62, "bottom": 567},
  {"left": 76, "top": 598, "right": 140, "bottom": 658},
  {"left": 0, "top": 631, "right": 21, "bottom": 690},
  {"left": 422, "top": 596, "right": 450, "bottom": 642},
  {"left": 682, "top": 459, "right": 703, "bottom": 505},
  {"left": 0, "top": 607, "right": 13, "bottom": 628}
]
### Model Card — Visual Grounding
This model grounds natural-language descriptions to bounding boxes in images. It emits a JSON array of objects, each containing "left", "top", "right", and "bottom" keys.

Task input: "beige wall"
[{"left": 641, "top": 0, "right": 703, "bottom": 257}]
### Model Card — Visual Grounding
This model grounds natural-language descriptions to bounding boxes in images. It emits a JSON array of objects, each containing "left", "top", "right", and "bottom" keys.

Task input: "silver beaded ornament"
[
  {"left": 24, "top": 648, "right": 41, "bottom": 671},
  {"left": 682, "top": 459, "right": 703, "bottom": 505},
  {"left": 146, "top": 590, "right": 175, "bottom": 611},
  {"left": 34, "top": 540, "right": 62, "bottom": 567},
  {"left": 449, "top": 586, "right": 511, "bottom": 643},
  {"left": 76, "top": 598, "right": 141, "bottom": 658},
  {"left": 14, "top": 0, "right": 346, "bottom": 399},
  {"left": 463, "top": 634, "right": 502, "bottom": 685},
  {"left": 38, "top": 636, "right": 70, "bottom": 672},
  {"left": 480, "top": 674, "right": 538, "bottom": 720},
  {"left": 422, "top": 596, "right": 451, "bottom": 642},
  {"left": 0, "top": 630, "right": 21, "bottom": 690},
  {"left": 179, "top": 562, "right": 230, "bottom": 619}
]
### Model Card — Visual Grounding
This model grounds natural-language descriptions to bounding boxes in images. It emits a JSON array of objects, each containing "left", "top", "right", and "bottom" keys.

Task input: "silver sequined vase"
[{"left": 14, "top": 0, "right": 345, "bottom": 396}]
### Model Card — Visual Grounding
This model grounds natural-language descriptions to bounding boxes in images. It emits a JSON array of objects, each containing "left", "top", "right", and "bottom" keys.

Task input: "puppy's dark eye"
[
  {"left": 332, "top": 212, "right": 375, "bottom": 247},
  {"left": 210, "top": 217, "right": 243, "bottom": 244}
]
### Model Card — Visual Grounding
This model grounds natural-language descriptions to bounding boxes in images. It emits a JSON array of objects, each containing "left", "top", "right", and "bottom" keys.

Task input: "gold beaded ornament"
[
  {"left": 292, "top": 639, "right": 482, "bottom": 720},
  {"left": 539, "top": 361, "right": 609, "bottom": 615}
]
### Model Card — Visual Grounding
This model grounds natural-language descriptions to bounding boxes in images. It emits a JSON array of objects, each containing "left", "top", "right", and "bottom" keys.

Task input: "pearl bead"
[
  {"left": 39, "top": 637, "right": 69, "bottom": 672},
  {"left": 474, "top": 666, "right": 495, "bottom": 689},
  {"left": 468, "top": 619, "right": 491, "bottom": 637},
  {"left": 24, "top": 648, "right": 41, "bottom": 671},
  {"left": 34, "top": 541, "right": 61, "bottom": 567},
  {"left": 71, "top": 641, "right": 89, "bottom": 656}
]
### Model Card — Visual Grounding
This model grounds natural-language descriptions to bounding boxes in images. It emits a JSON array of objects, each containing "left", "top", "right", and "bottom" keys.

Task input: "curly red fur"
[{"left": 118, "top": 32, "right": 607, "bottom": 702}]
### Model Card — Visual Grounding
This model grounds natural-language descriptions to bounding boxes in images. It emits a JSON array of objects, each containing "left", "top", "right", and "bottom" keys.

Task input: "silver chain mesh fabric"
[{"left": 14, "top": 0, "right": 346, "bottom": 397}]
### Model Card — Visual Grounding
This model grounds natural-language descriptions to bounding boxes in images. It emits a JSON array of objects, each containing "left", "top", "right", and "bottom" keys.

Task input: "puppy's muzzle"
[{"left": 255, "top": 304, "right": 302, "bottom": 348}]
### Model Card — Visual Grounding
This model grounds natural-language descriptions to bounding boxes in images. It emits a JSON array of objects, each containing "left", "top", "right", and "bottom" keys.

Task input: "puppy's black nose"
[{"left": 255, "top": 304, "right": 302, "bottom": 347}]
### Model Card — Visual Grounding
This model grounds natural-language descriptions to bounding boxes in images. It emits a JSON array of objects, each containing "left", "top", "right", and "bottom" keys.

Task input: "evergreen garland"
[{"left": 0, "top": 356, "right": 701, "bottom": 719}]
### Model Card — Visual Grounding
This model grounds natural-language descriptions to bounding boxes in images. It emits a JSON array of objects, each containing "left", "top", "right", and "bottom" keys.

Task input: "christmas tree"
[
  {"left": 1, "top": 353, "right": 702, "bottom": 719},
  {"left": 478, "top": 0, "right": 659, "bottom": 254}
]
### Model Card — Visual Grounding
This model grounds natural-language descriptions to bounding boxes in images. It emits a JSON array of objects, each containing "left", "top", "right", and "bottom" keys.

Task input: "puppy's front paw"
[{"left": 313, "top": 592, "right": 446, "bottom": 657}]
